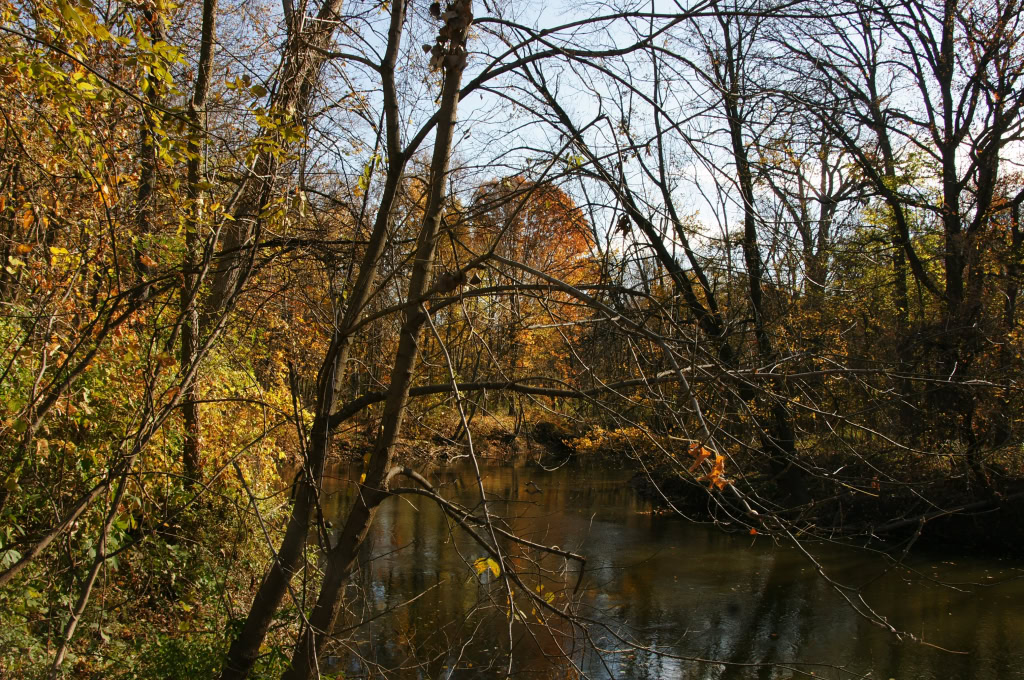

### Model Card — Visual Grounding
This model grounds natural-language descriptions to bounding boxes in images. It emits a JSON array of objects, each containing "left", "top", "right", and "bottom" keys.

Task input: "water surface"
[{"left": 319, "top": 459, "right": 1024, "bottom": 679}]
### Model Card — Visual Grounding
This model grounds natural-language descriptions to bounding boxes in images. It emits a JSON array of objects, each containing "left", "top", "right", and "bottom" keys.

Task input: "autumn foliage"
[{"left": 1, "top": 0, "right": 1023, "bottom": 677}]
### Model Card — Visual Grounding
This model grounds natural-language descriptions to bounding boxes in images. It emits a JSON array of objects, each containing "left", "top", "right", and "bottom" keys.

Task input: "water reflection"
[{"left": 318, "top": 460, "right": 1024, "bottom": 679}]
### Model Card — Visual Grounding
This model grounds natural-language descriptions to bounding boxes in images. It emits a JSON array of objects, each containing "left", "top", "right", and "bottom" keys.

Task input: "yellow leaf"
[{"left": 473, "top": 557, "right": 500, "bottom": 578}]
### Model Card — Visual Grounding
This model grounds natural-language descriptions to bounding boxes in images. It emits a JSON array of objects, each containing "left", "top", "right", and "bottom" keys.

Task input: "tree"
[
  {"left": 779, "top": 0, "right": 1024, "bottom": 482},
  {"left": 2, "top": 0, "right": 1023, "bottom": 676}
]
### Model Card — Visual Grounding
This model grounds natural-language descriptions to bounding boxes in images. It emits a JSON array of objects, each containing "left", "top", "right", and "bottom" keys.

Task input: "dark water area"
[{"left": 319, "top": 459, "right": 1024, "bottom": 679}]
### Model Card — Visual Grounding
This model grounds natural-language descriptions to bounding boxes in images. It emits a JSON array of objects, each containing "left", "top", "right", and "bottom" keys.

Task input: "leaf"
[
  {"left": 14, "top": 243, "right": 33, "bottom": 255},
  {"left": 57, "top": 0, "right": 88, "bottom": 36},
  {"left": 473, "top": 557, "right": 500, "bottom": 578},
  {"left": 687, "top": 443, "right": 712, "bottom": 472},
  {"left": 0, "top": 549, "right": 23, "bottom": 569},
  {"left": 93, "top": 23, "right": 112, "bottom": 41},
  {"left": 696, "top": 454, "right": 730, "bottom": 490}
]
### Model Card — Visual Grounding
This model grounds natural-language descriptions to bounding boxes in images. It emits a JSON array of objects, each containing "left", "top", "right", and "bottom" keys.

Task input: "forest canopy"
[{"left": 0, "top": 0, "right": 1022, "bottom": 676}]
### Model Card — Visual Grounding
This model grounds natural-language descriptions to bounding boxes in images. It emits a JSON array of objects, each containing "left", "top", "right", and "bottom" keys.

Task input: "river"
[{"left": 318, "top": 458, "right": 1024, "bottom": 679}]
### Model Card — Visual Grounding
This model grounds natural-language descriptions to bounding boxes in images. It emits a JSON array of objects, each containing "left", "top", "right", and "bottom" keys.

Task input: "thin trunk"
[
  {"left": 0, "top": 163, "right": 19, "bottom": 302},
  {"left": 0, "top": 480, "right": 109, "bottom": 589},
  {"left": 284, "top": 4, "right": 472, "bottom": 675},
  {"left": 217, "top": 3, "right": 410, "bottom": 677},
  {"left": 718, "top": 18, "right": 802, "bottom": 497},
  {"left": 48, "top": 467, "right": 133, "bottom": 678},
  {"left": 932, "top": 0, "right": 989, "bottom": 485},
  {"left": 180, "top": 0, "right": 218, "bottom": 486},
  {"left": 203, "top": 0, "right": 346, "bottom": 322},
  {"left": 133, "top": 8, "right": 164, "bottom": 297},
  {"left": 1005, "top": 202, "right": 1022, "bottom": 332}
]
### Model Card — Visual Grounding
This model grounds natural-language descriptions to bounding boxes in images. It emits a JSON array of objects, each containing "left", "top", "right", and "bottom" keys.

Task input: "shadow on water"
[{"left": 316, "top": 460, "right": 1024, "bottom": 679}]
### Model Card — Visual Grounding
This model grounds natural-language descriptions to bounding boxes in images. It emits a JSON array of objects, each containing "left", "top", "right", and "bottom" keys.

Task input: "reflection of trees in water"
[
  {"left": 847, "top": 565, "right": 1024, "bottom": 680},
  {"left": 322, "top": 467, "right": 583, "bottom": 678},
  {"left": 343, "top": 496, "right": 492, "bottom": 675},
  {"left": 316, "top": 463, "right": 1024, "bottom": 679},
  {"left": 714, "top": 550, "right": 813, "bottom": 680}
]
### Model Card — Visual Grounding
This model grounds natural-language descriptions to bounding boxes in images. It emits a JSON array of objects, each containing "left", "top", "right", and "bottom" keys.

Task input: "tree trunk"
[
  {"left": 203, "top": 0, "right": 347, "bottom": 323},
  {"left": 132, "top": 8, "right": 164, "bottom": 298},
  {"left": 284, "top": 4, "right": 472, "bottom": 675},
  {"left": 217, "top": 2, "right": 411, "bottom": 677},
  {"left": 180, "top": 0, "right": 218, "bottom": 486}
]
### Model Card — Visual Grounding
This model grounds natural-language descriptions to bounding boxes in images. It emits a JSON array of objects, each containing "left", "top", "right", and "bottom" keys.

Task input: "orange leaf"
[
  {"left": 687, "top": 443, "right": 712, "bottom": 472},
  {"left": 696, "top": 454, "right": 730, "bottom": 490}
]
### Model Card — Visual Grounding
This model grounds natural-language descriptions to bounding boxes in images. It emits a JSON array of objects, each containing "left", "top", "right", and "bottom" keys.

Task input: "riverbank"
[{"left": 319, "top": 414, "right": 1024, "bottom": 557}]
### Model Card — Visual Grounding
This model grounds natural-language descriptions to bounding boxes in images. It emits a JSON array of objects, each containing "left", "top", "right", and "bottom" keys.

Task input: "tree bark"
[{"left": 132, "top": 7, "right": 164, "bottom": 298}]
